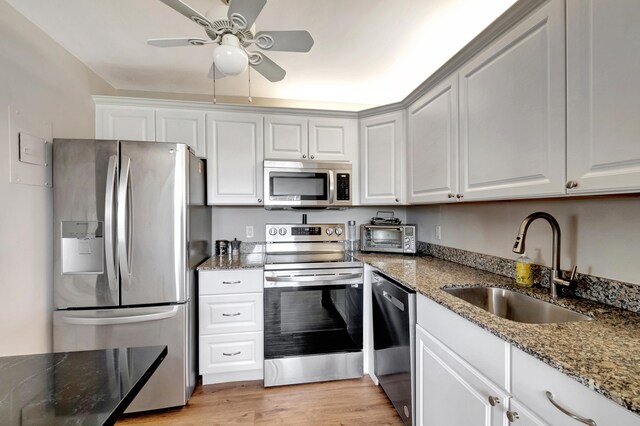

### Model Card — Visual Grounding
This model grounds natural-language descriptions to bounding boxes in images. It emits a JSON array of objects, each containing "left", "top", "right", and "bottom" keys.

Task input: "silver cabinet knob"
[
  {"left": 456, "top": 194, "right": 464, "bottom": 199},
  {"left": 302, "top": 154, "right": 307, "bottom": 159},
  {"left": 257, "top": 198, "right": 262, "bottom": 203},
  {"left": 310, "top": 155, "right": 315, "bottom": 159},
  {"left": 506, "top": 411, "right": 519, "bottom": 422},
  {"left": 488, "top": 396, "right": 501, "bottom": 406},
  {"left": 566, "top": 180, "right": 578, "bottom": 189},
  {"left": 395, "top": 198, "right": 399, "bottom": 202},
  {"left": 448, "top": 193, "right": 455, "bottom": 198}
]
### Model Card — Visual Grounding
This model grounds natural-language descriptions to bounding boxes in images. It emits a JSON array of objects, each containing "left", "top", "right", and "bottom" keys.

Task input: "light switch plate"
[{"left": 8, "top": 106, "right": 53, "bottom": 187}]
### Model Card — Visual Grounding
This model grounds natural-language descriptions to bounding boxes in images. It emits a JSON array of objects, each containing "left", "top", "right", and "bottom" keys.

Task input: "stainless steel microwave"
[
  {"left": 263, "top": 160, "right": 352, "bottom": 209},
  {"left": 361, "top": 224, "right": 417, "bottom": 254}
]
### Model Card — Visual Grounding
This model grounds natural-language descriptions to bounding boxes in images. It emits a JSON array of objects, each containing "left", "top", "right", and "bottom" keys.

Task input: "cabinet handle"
[
  {"left": 488, "top": 396, "right": 501, "bottom": 406},
  {"left": 302, "top": 154, "right": 307, "bottom": 159},
  {"left": 222, "top": 312, "right": 241, "bottom": 317},
  {"left": 222, "top": 280, "right": 241, "bottom": 285},
  {"left": 545, "top": 391, "right": 597, "bottom": 426},
  {"left": 310, "top": 155, "right": 315, "bottom": 159},
  {"left": 566, "top": 180, "right": 579, "bottom": 189},
  {"left": 506, "top": 411, "right": 519, "bottom": 422},
  {"left": 257, "top": 198, "right": 262, "bottom": 203},
  {"left": 447, "top": 193, "right": 455, "bottom": 198},
  {"left": 222, "top": 351, "right": 241, "bottom": 356},
  {"left": 456, "top": 194, "right": 464, "bottom": 199},
  {"left": 395, "top": 198, "right": 399, "bottom": 202}
]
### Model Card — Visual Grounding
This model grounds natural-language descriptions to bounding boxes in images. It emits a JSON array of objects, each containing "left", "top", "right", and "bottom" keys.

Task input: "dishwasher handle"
[{"left": 382, "top": 290, "right": 405, "bottom": 312}]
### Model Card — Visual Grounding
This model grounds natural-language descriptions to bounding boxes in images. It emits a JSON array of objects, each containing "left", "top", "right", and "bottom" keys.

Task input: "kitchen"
[{"left": 1, "top": 0, "right": 639, "bottom": 424}]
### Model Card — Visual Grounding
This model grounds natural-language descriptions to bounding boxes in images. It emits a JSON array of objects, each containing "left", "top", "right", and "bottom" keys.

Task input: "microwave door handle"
[{"left": 329, "top": 171, "right": 335, "bottom": 203}]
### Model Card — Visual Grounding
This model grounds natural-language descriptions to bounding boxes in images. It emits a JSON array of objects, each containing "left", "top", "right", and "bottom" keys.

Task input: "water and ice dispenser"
[{"left": 61, "top": 221, "right": 103, "bottom": 274}]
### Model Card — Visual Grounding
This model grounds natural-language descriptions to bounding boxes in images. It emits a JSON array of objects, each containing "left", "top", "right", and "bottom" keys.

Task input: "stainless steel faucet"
[{"left": 512, "top": 212, "right": 577, "bottom": 299}]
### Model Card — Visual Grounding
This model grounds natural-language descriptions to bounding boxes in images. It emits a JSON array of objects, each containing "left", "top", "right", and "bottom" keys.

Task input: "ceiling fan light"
[{"left": 213, "top": 34, "right": 248, "bottom": 76}]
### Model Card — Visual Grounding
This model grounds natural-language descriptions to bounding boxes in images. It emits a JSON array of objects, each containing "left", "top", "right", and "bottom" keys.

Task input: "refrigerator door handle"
[
  {"left": 118, "top": 155, "right": 133, "bottom": 288},
  {"left": 61, "top": 306, "right": 179, "bottom": 326},
  {"left": 104, "top": 155, "right": 118, "bottom": 297}
]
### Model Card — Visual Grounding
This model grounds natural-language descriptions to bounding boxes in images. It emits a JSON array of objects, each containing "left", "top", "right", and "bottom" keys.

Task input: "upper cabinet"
[
  {"left": 206, "top": 112, "right": 263, "bottom": 205},
  {"left": 360, "top": 111, "right": 405, "bottom": 205},
  {"left": 566, "top": 0, "right": 640, "bottom": 194},
  {"left": 264, "top": 115, "right": 357, "bottom": 162},
  {"left": 458, "top": 0, "right": 566, "bottom": 201},
  {"left": 96, "top": 106, "right": 155, "bottom": 142},
  {"left": 155, "top": 109, "right": 206, "bottom": 158},
  {"left": 407, "top": 75, "right": 459, "bottom": 204}
]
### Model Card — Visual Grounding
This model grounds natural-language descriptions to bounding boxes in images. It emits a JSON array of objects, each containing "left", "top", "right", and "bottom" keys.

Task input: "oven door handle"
[{"left": 265, "top": 273, "right": 362, "bottom": 283}]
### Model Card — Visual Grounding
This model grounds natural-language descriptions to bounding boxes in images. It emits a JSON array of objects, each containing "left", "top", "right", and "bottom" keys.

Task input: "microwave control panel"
[{"left": 336, "top": 173, "right": 350, "bottom": 201}]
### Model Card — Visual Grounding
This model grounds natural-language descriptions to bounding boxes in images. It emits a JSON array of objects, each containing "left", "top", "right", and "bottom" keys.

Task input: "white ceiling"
[{"left": 7, "top": 0, "right": 517, "bottom": 109}]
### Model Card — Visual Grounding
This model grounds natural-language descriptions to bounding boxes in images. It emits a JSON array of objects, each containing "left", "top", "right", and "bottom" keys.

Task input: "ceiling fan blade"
[
  {"left": 227, "top": 0, "right": 267, "bottom": 30},
  {"left": 208, "top": 63, "right": 228, "bottom": 79},
  {"left": 250, "top": 53, "right": 286, "bottom": 82},
  {"left": 254, "top": 31, "right": 314, "bottom": 52},
  {"left": 159, "top": 0, "right": 213, "bottom": 29},
  {"left": 147, "top": 37, "right": 209, "bottom": 47}
]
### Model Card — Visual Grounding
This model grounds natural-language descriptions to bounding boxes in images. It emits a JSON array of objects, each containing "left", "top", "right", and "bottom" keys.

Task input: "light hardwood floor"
[{"left": 118, "top": 376, "right": 403, "bottom": 425}]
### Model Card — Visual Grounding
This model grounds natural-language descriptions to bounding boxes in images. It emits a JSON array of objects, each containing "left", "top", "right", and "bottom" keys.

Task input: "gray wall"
[
  {"left": 406, "top": 196, "right": 640, "bottom": 285},
  {"left": 0, "top": 0, "right": 114, "bottom": 356},
  {"left": 211, "top": 206, "right": 408, "bottom": 242}
]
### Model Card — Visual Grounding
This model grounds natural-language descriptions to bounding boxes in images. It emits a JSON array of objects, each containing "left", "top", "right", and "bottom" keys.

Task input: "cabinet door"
[
  {"left": 96, "top": 106, "right": 155, "bottom": 141},
  {"left": 360, "top": 111, "right": 404, "bottom": 205},
  {"left": 155, "top": 109, "right": 206, "bottom": 157},
  {"left": 264, "top": 115, "right": 308, "bottom": 160},
  {"left": 459, "top": 0, "right": 565, "bottom": 200},
  {"left": 566, "top": 0, "right": 640, "bottom": 194},
  {"left": 508, "top": 399, "right": 548, "bottom": 426},
  {"left": 416, "top": 324, "right": 507, "bottom": 426},
  {"left": 206, "top": 112, "right": 263, "bottom": 205},
  {"left": 407, "top": 75, "right": 459, "bottom": 204},
  {"left": 308, "top": 118, "right": 356, "bottom": 162}
]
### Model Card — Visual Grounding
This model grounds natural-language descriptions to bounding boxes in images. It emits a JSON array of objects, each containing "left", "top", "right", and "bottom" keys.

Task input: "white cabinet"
[
  {"left": 96, "top": 106, "right": 155, "bottom": 141},
  {"left": 360, "top": 111, "right": 405, "bottom": 205},
  {"left": 155, "top": 109, "right": 206, "bottom": 157},
  {"left": 407, "top": 75, "right": 459, "bottom": 204},
  {"left": 198, "top": 269, "right": 264, "bottom": 385},
  {"left": 264, "top": 115, "right": 357, "bottom": 162},
  {"left": 416, "top": 324, "right": 508, "bottom": 426},
  {"left": 566, "top": 0, "right": 640, "bottom": 194},
  {"left": 205, "top": 112, "right": 263, "bottom": 205},
  {"left": 458, "top": 0, "right": 566, "bottom": 201}
]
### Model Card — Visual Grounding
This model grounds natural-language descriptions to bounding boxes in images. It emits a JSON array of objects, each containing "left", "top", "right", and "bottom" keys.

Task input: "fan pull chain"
[
  {"left": 247, "top": 66, "right": 253, "bottom": 103},
  {"left": 212, "top": 61, "right": 217, "bottom": 104}
]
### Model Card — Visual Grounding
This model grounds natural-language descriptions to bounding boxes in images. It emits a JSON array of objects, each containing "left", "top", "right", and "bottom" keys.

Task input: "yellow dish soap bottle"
[{"left": 515, "top": 253, "right": 533, "bottom": 287}]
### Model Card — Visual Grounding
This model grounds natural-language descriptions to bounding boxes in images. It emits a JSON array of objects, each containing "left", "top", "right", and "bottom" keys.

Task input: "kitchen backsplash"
[{"left": 419, "top": 242, "right": 640, "bottom": 313}]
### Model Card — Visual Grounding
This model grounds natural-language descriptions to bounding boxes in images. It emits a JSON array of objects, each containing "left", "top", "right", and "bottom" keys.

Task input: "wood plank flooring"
[{"left": 117, "top": 376, "right": 403, "bottom": 425}]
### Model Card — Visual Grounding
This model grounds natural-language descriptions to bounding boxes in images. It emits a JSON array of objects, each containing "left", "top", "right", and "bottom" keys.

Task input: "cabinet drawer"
[
  {"left": 199, "top": 269, "right": 263, "bottom": 295},
  {"left": 417, "top": 294, "right": 509, "bottom": 390},
  {"left": 512, "top": 348, "right": 640, "bottom": 425},
  {"left": 199, "top": 293, "right": 263, "bottom": 334},
  {"left": 199, "top": 332, "right": 263, "bottom": 375}
]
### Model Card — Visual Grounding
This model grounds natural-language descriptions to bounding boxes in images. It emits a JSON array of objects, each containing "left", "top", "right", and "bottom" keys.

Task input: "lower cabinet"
[
  {"left": 198, "top": 269, "right": 264, "bottom": 385},
  {"left": 416, "top": 294, "right": 640, "bottom": 425}
]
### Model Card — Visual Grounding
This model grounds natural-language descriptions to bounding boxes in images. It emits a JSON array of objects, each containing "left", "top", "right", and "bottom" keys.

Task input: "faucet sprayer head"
[{"left": 513, "top": 234, "right": 525, "bottom": 254}]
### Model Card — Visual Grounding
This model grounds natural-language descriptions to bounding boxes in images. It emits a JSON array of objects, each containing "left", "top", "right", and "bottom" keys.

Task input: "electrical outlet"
[
  {"left": 246, "top": 225, "right": 254, "bottom": 239},
  {"left": 435, "top": 225, "right": 442, "bottom": 241}
]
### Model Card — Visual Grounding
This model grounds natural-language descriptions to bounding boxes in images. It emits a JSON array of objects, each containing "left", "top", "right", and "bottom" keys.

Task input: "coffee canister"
[{"left": 215, "top": 240, "right": 229, "bottom": 256}]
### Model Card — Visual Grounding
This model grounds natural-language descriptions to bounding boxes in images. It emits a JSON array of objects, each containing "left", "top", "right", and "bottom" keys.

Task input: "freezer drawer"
[{"left": 53, "top": 304, "right": 192, "bottom": 413}]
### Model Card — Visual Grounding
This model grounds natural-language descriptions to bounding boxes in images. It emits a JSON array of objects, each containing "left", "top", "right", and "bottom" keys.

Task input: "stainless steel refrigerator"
[{"left": 52, "top": 139, "right": 211, "bottom": 413}]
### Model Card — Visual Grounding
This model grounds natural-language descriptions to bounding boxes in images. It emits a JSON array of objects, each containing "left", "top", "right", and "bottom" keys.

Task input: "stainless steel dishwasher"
[{"left": 372, "top": 271, "right": 416, "bottom": 425}]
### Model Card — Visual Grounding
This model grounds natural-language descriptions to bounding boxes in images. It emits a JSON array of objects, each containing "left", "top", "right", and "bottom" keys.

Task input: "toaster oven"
[{"left": 361, "top": 225, "right": 417, "bottom": 254}]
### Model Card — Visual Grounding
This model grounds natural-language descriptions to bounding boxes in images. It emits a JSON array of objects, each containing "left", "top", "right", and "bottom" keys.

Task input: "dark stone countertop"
[{"left": 0, "top": 346, "right": 167, "bottom": 426}]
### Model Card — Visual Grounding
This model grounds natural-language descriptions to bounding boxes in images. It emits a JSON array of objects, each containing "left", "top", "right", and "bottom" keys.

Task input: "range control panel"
[{"left": 266, "top": 223, "right": 345, "bottom": 243}]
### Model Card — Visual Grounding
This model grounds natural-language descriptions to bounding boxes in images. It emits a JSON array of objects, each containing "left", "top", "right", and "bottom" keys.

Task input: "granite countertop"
[
  {"left": 353, "top": 252, "right": 640, "bottom": 416},
  {"left": 198, "top": 253, "right": 265, "bottom": 270},
  {"left": 194, "top": 252, "right": 640, "bottom": 415},
  {"left": 0, "top": 346, "right": 167, "bottom": 426}
]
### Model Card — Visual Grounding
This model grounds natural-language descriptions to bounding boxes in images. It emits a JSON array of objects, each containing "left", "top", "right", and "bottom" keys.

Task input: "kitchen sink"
[{"left": 443, "top": 286, "right": 592, "bottom": 324}]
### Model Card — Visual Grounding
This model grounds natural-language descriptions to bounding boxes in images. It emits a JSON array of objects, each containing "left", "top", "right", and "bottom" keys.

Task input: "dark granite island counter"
[{"left": 0, "top": 345, "right": 167, "bottom": 426}]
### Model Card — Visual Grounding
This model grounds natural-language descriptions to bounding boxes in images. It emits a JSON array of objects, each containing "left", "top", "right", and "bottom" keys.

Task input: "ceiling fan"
[{"left": 148, "top": 0, "right": 314, "bottom": 82}]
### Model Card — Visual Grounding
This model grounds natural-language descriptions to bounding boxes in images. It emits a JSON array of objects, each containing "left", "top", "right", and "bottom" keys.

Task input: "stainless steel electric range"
[{"left": 263, "top": 222, "right": 364, "bottom": 387}]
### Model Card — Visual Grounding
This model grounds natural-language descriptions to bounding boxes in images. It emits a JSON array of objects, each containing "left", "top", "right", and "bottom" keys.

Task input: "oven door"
[
  {"left": 363, "top": 226, "right": 405, "bottom": 253},
  {"left": 264, "top": 168, "right": 332, "bottom": 208},
  {"left": 263, "top": 268, "right": 363, "bottom": 360}
]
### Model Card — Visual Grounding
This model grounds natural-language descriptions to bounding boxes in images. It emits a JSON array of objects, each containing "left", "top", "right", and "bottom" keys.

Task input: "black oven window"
[
  {"left": 264, "top": 285, "right": 363, "bottom": 359},
  {"left": 269, "top": 172, "right": 328, "bottom": 200}
]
